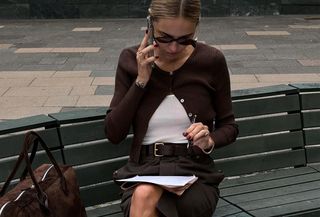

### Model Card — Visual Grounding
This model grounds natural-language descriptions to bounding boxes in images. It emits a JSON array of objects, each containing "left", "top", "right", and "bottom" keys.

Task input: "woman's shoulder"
[
  {"left": 119, "top": 45, "right": 139, "bottom": 59},
  {"left": 196, "top": 42, "right": 225, "bottom": 59}
]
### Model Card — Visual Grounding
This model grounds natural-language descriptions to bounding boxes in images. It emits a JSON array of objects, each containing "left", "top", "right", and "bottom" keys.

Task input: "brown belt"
[{"left": 141, "top": 142, "right": 190, "bottom": 157}]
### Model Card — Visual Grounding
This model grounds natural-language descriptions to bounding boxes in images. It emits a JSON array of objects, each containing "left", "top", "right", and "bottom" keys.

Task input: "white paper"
[{"left": 117, "top": 175, "right": 198, "bottom": 187}]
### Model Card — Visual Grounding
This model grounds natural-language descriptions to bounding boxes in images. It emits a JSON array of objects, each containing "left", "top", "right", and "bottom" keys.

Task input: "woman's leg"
[
  {"left": 175, "top": 181, "right": 219, "bottom": 217},
  {"left": 130, "top": 183, "right": 164, "bottom": 217}
]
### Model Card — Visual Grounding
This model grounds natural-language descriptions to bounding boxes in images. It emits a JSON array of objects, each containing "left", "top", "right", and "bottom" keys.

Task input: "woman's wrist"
[{"left": 202, "top": 138, "right": 215, "bottom": 154}]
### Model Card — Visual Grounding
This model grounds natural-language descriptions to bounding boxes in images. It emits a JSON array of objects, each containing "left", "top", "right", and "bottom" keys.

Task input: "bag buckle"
[{"left": 154, "top": 143, "right": 164, "bottom": 157}]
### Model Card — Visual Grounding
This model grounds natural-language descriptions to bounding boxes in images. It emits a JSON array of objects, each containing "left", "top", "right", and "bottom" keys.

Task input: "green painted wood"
[
  {"left": 59, "top": 120, "right": 106, "bottom": 145},
  {"left": 231, "top": 84, "right": 297, "bottom": 100},
  {"left": 86, "top": 203, "right": 121, "bottom": 217},
  {"left": 290, "top": 83, "right": 320, "bottom": 92},
  {"left": 237, "top": 113, "right": 301, "bottom": 137},
  {"left": 304, "top": 128, "right": 320, "bottom": 146},
  {"left": 223, "top": 174, "right": 320, "bottom": 202},
  {"left": 63, "top": 137, "right": 131, "bottom": 166},
  {"left": 213, "top": 198, "right": 247, "bottom": 217},
  {"left": 0, "top": 150, "right": 64, "bottom": 182},
  {"left": 49, "top": 107, "right": 107, "bottom": 124},
  {"left": 0, "top": 128, "right": 61, "bottom": 158},
  {"left": 213, "top": 131, "right": 304, "bottom": 159},
  {"left": 75, "top": 157, "right": 128, "bottom": 186},
  {"left": 0, "top": 115, "right": 57, "bottom": 135},
  {"left": 233, "top": 94, "right": 300, "bottom": 118},
  {"left": 300, "top": 93, "right": 320, "bottom": 110},
  {"left": 220, "top": 166, "right": 316, "bottom": 189},
  {"left": 309, "top": 163, "right": 320, "bottom": 171},
  {"left": 221, "top": 172, "right": 320, "bottom": 197},
  {"left": 284, "top": 209, "right": 320, "bottom": 217},
  {"left": 245, "top": 192, "right": 320, "bottom": 217},
  {"left": 80, "top": 181, "right": 121, "bottom": 207},
  {"left": 215, "top": 149, "right": 306, "bottom": 176},
  {"left": 306, "top": 147, "right": 320, "bottom": 163},
  {"left": 302, "top": 111, "right": 320, "bottom": 128}
]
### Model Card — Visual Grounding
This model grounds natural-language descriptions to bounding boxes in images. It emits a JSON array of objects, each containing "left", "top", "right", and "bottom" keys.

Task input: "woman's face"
[{"left": 153, "top": 17, "right": 197, "bottom": 61}]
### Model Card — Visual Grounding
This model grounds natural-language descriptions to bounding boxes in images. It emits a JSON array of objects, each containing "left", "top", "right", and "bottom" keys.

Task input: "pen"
[
  {"left": 187, "top": 114, "right": 197, "bottom": 147},
  {"left": 191, "top": 114, "right": 197, "bottom": 124}
]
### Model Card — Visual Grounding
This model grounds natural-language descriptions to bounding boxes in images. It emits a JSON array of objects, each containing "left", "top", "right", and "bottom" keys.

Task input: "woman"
[{"left": 105, "top": 0, "right": 238, "bottom": 216}]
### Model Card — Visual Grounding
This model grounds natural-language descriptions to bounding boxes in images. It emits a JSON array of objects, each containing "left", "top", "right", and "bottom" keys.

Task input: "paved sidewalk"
[{"left": 0, "top": 15, "right": 320, "bottom": 120}]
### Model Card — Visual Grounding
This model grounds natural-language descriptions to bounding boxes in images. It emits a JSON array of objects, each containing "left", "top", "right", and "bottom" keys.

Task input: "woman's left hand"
[{"left": 184, "top": 122, "right": 215, "bottom": 153}]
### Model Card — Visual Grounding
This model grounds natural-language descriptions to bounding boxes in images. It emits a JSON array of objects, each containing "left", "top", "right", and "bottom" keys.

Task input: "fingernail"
[
  {"left": 183, "top": 132, "right": 188, "bottom": 137},
  {"left": 154, "top": 44, "right": 159, "bottom": 47},
  {"left": 145, "top": 29, "right": 148, "bottom": 34},
  {"left": 155, "top": 56, "right": 159, "bottom": 59},
  {"left": 187, "top": 135, "right": 191, "bottom": 140}
]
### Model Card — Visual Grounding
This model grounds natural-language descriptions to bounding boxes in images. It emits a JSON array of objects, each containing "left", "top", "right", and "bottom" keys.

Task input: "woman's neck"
[{"left": 155, "top": 46, "right": 194, "bottom": 73}]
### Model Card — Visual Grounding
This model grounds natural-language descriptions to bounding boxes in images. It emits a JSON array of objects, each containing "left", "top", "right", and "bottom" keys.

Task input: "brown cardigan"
[{"left": 105, "top": 43, "right": 238, "bottom": 163}]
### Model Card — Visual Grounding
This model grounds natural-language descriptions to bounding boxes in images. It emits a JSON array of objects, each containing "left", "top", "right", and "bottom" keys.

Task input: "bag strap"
[
  {"left": 20, "top": 138, "right": 39, "bottom": 181},
  {"left": 0, "top": 131, "right": 68, "bottom": 197}
]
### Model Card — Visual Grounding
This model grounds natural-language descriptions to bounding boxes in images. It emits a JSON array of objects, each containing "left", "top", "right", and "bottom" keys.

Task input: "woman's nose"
[{"left": 168, "top": 41, "right": 179, "bottom": 53}]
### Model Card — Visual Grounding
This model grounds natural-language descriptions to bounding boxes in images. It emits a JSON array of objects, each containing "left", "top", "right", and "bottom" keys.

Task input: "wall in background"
[{"left": 0, "top": 0, "right": 319, "bottom": 19}]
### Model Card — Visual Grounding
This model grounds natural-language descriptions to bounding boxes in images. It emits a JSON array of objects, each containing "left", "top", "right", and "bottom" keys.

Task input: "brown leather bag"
[{"left": 0, "top": 131, "right": 87, "bottom": 217}]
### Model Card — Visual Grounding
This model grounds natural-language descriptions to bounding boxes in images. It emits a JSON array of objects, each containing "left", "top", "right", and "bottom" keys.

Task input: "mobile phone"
[{"left": 146, "top": 15, "right": 154, "bottom": 46}]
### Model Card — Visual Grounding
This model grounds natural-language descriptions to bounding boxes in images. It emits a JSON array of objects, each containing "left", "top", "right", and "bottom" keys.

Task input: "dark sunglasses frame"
[{"left": 153, "top": 35, "right": 197, "bottom": 48}]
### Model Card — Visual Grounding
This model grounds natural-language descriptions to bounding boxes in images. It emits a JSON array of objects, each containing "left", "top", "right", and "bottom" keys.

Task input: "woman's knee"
[{"left": 132, "top": 184, "right": 163, "bottom": 204}]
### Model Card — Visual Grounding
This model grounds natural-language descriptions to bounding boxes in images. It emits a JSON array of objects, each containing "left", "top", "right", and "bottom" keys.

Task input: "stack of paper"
[{"left": 117, "top": 175, "right": 198, "bottom": 196}]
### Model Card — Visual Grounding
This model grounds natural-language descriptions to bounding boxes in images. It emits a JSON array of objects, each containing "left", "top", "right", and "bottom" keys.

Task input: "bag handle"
[{"left": 0, "top": 131, "right": 68, "bottom": 198}]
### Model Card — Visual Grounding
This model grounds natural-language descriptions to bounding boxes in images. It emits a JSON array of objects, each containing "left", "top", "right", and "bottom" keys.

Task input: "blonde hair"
[{"left": 149, "top": 0, "right": 201, "bottom": 24}]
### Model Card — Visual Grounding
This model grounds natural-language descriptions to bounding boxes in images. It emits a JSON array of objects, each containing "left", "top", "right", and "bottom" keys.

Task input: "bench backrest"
[
  {"left": 291, "top": 83, "right": 320, "bottom": 164},
  {"left": 213, "top": 84, "right": 306, "bottom": 176},
  {"left": 0, "top": 84, "right": 316, "bottom": 207}
]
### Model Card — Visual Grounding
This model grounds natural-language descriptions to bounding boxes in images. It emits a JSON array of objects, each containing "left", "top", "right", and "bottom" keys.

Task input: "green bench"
[{"left": 1, "top": 83, "right": 320, "bottom": 217}]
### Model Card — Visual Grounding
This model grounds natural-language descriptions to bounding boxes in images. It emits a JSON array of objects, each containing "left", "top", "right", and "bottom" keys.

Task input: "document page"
[{"left": 117, "top": 175, "right": 197, "bottom": 187}]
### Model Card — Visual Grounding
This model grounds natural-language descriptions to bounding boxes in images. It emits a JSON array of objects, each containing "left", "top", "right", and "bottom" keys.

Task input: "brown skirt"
[{"left": 113, "top": 153, "right": 224, "bottom": 217}]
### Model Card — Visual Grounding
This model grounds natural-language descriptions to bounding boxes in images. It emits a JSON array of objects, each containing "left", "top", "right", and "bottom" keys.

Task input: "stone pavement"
[{"left": 0, "top": 15, "right": 319, "bottom": 120}]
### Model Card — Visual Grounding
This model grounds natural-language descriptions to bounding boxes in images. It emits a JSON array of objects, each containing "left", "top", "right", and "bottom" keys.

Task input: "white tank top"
[{"left": 142, "top": 94, "right": 190, "bottom": 145}]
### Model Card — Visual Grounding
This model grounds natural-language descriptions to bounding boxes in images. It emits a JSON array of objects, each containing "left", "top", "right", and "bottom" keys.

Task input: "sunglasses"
[{"left": 153, "top": 34, "right": 197, "bottom": 48}]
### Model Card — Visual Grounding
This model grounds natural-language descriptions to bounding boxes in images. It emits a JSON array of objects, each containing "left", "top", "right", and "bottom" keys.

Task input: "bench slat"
[
  {"left": 0, "top": 150, "right": 64, "bottom": 182},
  {"left": 220, "top": 166, "right": 316, "bottom": 189},
  {"left": 213, "top": 200, "right": 250, "bottom": 216},
  {"left": 237, "top": 113, "right": 301, "bottom": 137},
  {"left": 59, "top": 120, "right": 106, "bottom": 145},
  {"left": 231, "top": 84, "right": 297, "bottom": 100},
  {"left": 0, "top": 115, "right": 57, "bottom": 135},
  {"left": 300, "top": 93, "right": 320, "bottom": 110},
  {"left": 302, "top": 111, "right": 320, "bottom": 128},
  {"left": 49, "top": 108, "right": 107, "bottom": 124},
  {"left": 63, "top": 139, "right": 131, "bottom": 166},
  {"left": 80, "top": 182, "right": 121, "bottom": 207},
  {"left": 86, "top": 203, "right": 121, "bottom": 217},
  {"left": 75, "top": 157, "right": 128, "bottom": 186},
  {"left": 213, "top": 131, "right": 304, "bottom": 159},
  {"left": 246, "top": 194, "right": 320, "bottom": 217},
  {"left": 0, "top": 128, "right": 61, "bottom": 159},
  {"left": 304, "top": 128, "right": 320, "bottom": 146},
  {"left": 215, "top": 149, "right": 306, "bottom": 176},
  {"left": 306, "top": 147, "right": 320, "bottom": 164},
  {"left": 233, "top": 94, "right": 300, "bottom": 118},
  {"left": 221, "top": 169, "right": 320, "bottom": 216},
  {"left": 290, "top": 83, "right": 320, "bottom": 92},
  {"left": 222, "top": 173, "right": 320, "bottom": 198}
]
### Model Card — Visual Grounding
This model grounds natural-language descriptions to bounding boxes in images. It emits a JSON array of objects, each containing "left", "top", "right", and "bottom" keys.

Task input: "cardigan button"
[
  {"left": 180, "top": 99, "right": 185, "bottom": 103},
  {"left": 188, "top": 113, "right": 193, "bottom": 117}
]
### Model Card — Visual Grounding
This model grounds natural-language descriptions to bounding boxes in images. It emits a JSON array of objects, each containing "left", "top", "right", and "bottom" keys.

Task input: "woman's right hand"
[{"left": 135, "top": 31, "right": 158, "bottom": 85}]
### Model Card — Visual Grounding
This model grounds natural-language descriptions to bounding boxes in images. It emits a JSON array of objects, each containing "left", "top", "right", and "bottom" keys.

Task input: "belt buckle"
[{"left": 154, "top": 142, "right": 164, "bottom": 157}]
